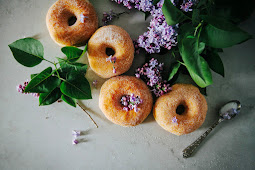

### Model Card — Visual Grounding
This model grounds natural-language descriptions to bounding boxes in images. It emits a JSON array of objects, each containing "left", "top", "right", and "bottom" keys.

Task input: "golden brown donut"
[
  {"left": 87, "top": 25, "right": 134, "bottom": 78},
  {"left": 153, "top": 84, "right": 207, "bottom": 136},
  {"left": 99, "top": 76, "right": 153, "bottom": 126},
  {"left": 46, "top": 0, "right": 98, "bottom": 46}
]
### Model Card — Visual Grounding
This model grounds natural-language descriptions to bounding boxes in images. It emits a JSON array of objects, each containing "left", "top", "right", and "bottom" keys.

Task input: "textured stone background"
[{"left": 0, "top": 0, "right": 254, "bottom": 169}]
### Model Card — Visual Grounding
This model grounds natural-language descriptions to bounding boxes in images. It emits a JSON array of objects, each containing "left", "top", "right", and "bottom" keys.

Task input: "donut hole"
[
  {"left": 176, "top": 104, "right": 186, "bottom": 115},
  {"left": 106, "top": 47, "right": 115, "bottom": 56},
  {"left": 68, "top": 16, "right": 77, "bottom": 26}
]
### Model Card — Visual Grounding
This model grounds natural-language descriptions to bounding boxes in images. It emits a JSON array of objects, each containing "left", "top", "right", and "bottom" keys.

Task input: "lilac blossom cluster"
[
  {"left": 137, "top": 0, "right": 178, "bottom": 53},
  {"left": 112, "top": 0, "right": 154, "bottom": 11},
  {"left": 106, "top": 55, "right": 117, "bottom": 73},
  {"left": 102, "top": 10, "right": 127, "bottom": 26},
  {"left": 135, "top": 58, "right": 171, "bottom": 97},
  {"left": 180, "top": 0, "right": 194, "bottom": 12},
  {"left": 120, "top": 94, "right": 143, "bottom": 112},
  {"left": 111, "top": 0, "right": 195, "bottom": 54},
  {"left": 16, "top": 80, "right": 39, "bottom": 98}
]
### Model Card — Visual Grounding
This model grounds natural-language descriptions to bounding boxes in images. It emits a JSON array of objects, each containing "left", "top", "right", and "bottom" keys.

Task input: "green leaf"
[
  {"left": 57, "top": 58, "right": 88, "bottom": 74},
  {"left": 192, "top": 9, "right": 200, "bottom": 26},
  {"left": 39, "top": 88, "right": 62, "bottom": 106},
  {"left": 178, "top": 24, "right": 213, "bottom": 88},
  {"left": 162, "top": 0, "right": 189, "bottom": 26},
  {"left": 153, "top": 0, "right": 160, "bottom": 5},
  {"left": 8, "top": 38, "right": 44, "bottom": 67},
  {"left": 25, "top": 67, "right": 61, "bottom": 93},
  {"left": 198, "top": 42, "right": 205, "bottom": 54},
  {"left": 205, "top": 51, "right": 225, "bottom": 77},
  {"left": 61, "top": 94, "right": 76, "bottom": 107},
  {"left": 60, "top": 70, "right": 92, "bottom": 99},
  {"left": 168, "top": 62, "right": 181, "bottom": 81},
  {"left": 214, "top": 0, "right": 255, "bottom": 23},
  {"left": 61, "top": 46, "right": 83, "bottom": 62},
  {"left": 199, "top": 87, "right": 207, "bottom": 96},
  {"left": 200, "top": 15, "right": 252, "bottom": 48},
  {"left": 30, "top": 73, "right": 38, "bottom": 79}
]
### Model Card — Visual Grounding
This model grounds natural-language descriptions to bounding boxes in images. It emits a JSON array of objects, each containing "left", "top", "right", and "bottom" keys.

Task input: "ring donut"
[
  {"left": 153, "top": 84, "right": 207, "bottom": 136},
  {"left": 88, "top": 25, "right": 134, "bottom": 78},
  {"left": 99, "top": 76, "right": 153, "bottom": 126},
  {"left": 46, "top": 0, "right": 98, "bottom": 46}
]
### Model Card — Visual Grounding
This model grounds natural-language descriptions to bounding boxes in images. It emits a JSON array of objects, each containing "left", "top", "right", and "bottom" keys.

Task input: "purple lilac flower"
[
  {"left": 133, "top": 40, "right": 141, "bottom": 55},
  {"left": 180, "top": 0, "right": 193, "bottom": 12},
  {"left": 72, "top": 139, "right": 79, "bottom": 145},
  {"left": 135, "top": 58, "right": 171, "bottom": 97},
  {"left": 92, "top": 80, "right": 98, "bottom": 88},
  {"left": 106, "top": 55, "right": 117, "bottom": 73},
  {"left": 72, "top": 130, "right": 81, "bottom": 137},
  {"left": 137, "top": 2, "right": 178, "bottom": 53},
  {"left": 172, "top": 116, "right": 178, "bottom": 124},
  {"left": 16, "top": 80, "right": 39, "bottom": 98},
  {"left": 221, "top": 108, "right": 240, "bottom": 120},
  {"left": 112, "top": 0, "right": 195, "bottom": 54},
  {"left": 120, "top": 94, "right": 143, "bottom": 112},
  {"left": 102, "top": 10, "right": 127, "bottom": 26},
  {"left": 80, "top": 14, "right": 88, "bottom": 23}
]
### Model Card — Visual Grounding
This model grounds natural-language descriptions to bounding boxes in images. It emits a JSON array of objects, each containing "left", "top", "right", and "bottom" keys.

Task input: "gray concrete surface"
[{"left": 0, "top": 0, "right": 255, "bottom": 169}]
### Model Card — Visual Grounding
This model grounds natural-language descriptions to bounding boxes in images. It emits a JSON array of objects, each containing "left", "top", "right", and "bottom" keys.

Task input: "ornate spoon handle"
[{"left": 182, "top": 118, "right": 224, "bottom": 158}]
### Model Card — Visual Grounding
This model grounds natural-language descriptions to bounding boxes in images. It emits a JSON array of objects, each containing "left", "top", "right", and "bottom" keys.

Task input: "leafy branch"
[
  {"left": 9, "top": 38, "right": 98, "bottom": 128},
  {"left": 162, "top": 0, "right": 252, "bottom": 89}
]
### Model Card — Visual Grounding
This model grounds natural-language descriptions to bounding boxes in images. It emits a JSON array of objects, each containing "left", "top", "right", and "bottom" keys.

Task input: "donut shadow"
[{"left": 142, "top": 113, "right": 155, "bottom": 124}]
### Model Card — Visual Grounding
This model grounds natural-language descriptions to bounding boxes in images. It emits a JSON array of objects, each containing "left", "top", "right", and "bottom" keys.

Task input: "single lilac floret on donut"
[
  {"left": 80, "top": 14, "right": 88, "bottom": 23},
  {"left": 172, "top": 116, "right": 178, "bottom": 124},
  {"left": 121, "top": 94, "right": 142, "bottom": 112},
  {"left": 106, "top": 55, "right": 117, "bottom": 73}
]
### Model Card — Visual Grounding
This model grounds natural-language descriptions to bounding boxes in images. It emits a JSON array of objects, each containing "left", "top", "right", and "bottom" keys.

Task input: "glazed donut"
[
  {"left": 99, "top": 76, "right": 153, "bottom": 126},
  {"left": 87, "top": 25, "right": 134, "bottom": 78},
  {"left": 46, "top": 0, "right": 98, "bottom": 46},
  {"left": 153, "top": 84, "right": 207, "bottom": 136}
]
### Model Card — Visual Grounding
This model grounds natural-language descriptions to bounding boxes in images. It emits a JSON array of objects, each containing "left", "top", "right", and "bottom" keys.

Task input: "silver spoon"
[{"left": 182, "top": 100, "right": 241, "bottom": 158}]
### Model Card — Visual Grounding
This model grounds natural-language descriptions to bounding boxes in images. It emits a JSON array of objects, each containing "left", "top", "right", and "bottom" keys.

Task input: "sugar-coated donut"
[
  {"left": 99, "top": 76, "right": 153, "bottom": 126},
  {"left": 153, "top": 84, "right": 207, "bottom": 136},
  {"left": 88, "top": 25, "right": 134, "bottom": 78},
  {"left": 46, "top": 0, "right": 98, "bottom": 46}
]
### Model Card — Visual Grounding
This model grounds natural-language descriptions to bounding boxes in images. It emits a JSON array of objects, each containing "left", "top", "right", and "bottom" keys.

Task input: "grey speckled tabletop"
[{"left": 1, "top": 0, "right": 255, "bottom": 169}]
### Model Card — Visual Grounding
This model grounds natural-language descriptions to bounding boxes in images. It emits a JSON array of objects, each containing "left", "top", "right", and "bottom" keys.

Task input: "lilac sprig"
[
  {"left": 121, "top": 94, "right": 143, "bottom": 112},
  {"left": 106, "top": 55, "right": 117, "bottom": 73},
  {"left": 112, "top": 0, "right": 195, "bottom": 54},
  {"left": 16, "top": 80, "right": 39, "bottom": 98},
  {"left": 135, "top": 58, "right": 171, "bottom": 97},
  {"left": 102, "top": 10, "right": 128, "bottom": 26}
]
